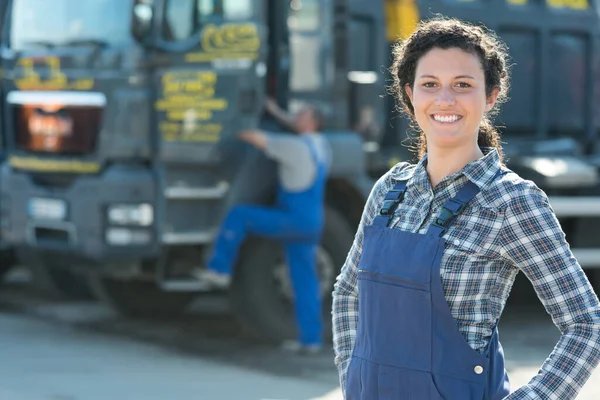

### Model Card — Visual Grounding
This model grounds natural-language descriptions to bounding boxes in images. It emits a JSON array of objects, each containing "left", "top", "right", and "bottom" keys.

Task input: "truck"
[
  {"left": 0, "top": 0, "right": 16, "bottom": 282},
  {"left": 1, "top": 0, "right": 599, "bottom": 342}
]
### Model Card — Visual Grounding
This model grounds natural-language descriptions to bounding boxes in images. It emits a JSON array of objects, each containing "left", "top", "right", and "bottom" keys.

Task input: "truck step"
[
  {"left": 158, "top": 279, "right": 213, "bottom": 292},
  {"left": 165, "top": 182, "right": 229, "bottom": 200},
  {"left": 162, "top": 231, "right": 215, "bottom": 245}
]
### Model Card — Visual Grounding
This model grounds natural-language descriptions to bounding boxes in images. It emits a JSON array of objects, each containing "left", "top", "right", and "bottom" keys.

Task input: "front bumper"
[{"left": 0, "top": 163, "right": 159, "bottom": 266}]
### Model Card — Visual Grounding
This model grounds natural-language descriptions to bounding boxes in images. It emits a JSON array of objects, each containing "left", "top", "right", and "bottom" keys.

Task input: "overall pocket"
[{"left": 355, "top": 271, "right": 433, "bottom": 371}]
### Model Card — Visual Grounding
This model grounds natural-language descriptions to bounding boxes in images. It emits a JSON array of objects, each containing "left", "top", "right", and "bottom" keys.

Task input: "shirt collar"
[{"left": 409, "top": 147, "right": 502, "bottom": 191}]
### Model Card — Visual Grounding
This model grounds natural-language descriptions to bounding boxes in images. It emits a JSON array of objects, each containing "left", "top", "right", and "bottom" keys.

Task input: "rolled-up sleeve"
[
  {"left": 499, "top": 183, "right": 600, "bottom": 399},
  {"left": 264, "top": 133, "right": 304, "bottom": 164},
  {"left": 332, "top": 167, "right": 399, "bottom": 396}
]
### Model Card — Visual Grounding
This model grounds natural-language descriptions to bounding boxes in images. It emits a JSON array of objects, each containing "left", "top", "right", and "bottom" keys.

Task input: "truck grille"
[{"left": 12, "top": 103, "right": 102, "bottom": 155}]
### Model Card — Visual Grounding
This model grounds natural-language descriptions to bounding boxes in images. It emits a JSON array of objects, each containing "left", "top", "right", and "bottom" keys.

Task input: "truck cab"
[{"left": 0, "top": 0, "right": 377, "bottom": 341}]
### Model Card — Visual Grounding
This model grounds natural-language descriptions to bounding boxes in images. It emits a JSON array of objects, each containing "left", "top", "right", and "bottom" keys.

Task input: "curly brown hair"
[{"left": 390, "top": 16, "right": 511, "bottom": 161}]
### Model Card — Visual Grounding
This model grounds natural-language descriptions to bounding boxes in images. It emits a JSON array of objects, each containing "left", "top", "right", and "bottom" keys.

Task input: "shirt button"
[
  {"left": 453, "top": 239, "right": 460, "bottom": 246},
  {"left": 474, "top": 365, "right": 484, "bottom": 375}
]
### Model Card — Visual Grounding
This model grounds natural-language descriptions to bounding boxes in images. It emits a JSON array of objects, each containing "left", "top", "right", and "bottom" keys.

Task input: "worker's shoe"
[
  {"left": 280, "top": 340, "right": 324, "bottom": 355},
  {"left": 192, "top": 268, "right": 231, "bottom": 289}
]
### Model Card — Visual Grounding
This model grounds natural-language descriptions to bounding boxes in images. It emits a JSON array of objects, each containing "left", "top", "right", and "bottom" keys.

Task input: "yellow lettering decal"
[
  {"left": 155, "top": 71, "right": 228, "bottom": 142},
  {"left": 162, "top": 123, "right": 223, "bottom": 143},
  {"left": 507, "top": 0, "right": 527, "bottom": 5},
  {"left": 547, "top": 0, "right": 588, "bottom": 9},
  {"left": 9, "top": 156, "right": 101, "bottom": 173},
  {"left": 185, "top": 23, "right": 260, "bottom": 64},
  {"left": 14, "top": 57, "right": 95, "bottom": 91}
]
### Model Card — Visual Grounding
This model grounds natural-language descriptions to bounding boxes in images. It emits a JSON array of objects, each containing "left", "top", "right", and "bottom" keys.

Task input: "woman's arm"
[{"left": 499, "top": 183, "right": 600, "bottom": 399}]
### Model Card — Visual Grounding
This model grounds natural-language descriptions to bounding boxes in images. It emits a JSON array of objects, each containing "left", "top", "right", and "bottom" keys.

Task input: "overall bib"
[
  {"left": 209, "top": 135, "right": 328, "bottom": 345},
  {"left": 345, "top": 178, "right": 511, "bottom": 399}
]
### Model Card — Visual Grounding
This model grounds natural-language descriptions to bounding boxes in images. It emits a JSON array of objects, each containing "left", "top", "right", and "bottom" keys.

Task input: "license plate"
[{"left": 28, "top": 197, "right": 67, "bottom": 220}]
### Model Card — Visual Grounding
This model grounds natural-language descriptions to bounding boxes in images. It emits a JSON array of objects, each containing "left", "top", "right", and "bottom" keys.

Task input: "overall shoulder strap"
[
  {"left": 428, "top": 168, "right": 507, "bottom": 237},
  {"left": 303, "top": 135, "right": 329, "bottom": 172},
  {"left": 427, "top": 180, "right": 480, "bottom": 237},
  {"left": 303, "top": 135, "right": 320, "bottom": 163},
  {"left": 372, "top": 180, "right": 409, "bottom": 227}
]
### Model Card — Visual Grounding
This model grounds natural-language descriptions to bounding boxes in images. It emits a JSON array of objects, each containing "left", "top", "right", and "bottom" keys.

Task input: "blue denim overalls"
[
  {"left": 209, "top": 135, "right": 328, "bottom": 345},
  {"left": 345, "top": 177, "right": 511, "bottom": 399}
]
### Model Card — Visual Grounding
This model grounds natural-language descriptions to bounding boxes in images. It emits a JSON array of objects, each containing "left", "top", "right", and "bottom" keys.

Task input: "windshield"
[{"left": 9, "top": 0, "right": 135, "bottom": 50}]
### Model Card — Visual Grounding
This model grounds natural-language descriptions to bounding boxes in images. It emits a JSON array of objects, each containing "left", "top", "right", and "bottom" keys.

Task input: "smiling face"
[{"left": 405, "top": 47, "right": 499, "bottom": 152}]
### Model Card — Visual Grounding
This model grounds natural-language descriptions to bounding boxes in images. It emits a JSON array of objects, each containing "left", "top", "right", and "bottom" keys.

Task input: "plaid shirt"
[{"left": 332, "top": 149, "right": 600, "bottom": 399}]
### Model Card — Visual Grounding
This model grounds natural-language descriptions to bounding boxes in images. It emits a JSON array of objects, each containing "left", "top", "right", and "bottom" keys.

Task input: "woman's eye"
[
  {"left": 422, "top": 82, "right": 437, "bottom": 88},
  {"left": 455, "top": 82, "right": 471, "bottom": 88}
]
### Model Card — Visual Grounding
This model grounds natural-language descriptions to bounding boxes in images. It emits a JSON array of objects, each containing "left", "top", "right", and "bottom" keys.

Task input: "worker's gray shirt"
[{"left": 264, "top": 132, "right": 331, "bottom": 192}]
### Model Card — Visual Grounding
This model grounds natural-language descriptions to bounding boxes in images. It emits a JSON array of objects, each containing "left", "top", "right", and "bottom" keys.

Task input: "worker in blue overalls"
[{"left": 197, "top": 98, "right": 331, "bottom": 353}]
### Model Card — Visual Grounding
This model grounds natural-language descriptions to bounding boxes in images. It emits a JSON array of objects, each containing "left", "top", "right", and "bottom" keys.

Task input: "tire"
[
  {"left": 88, "top": 275, "right": 195, "bottom": 318},
  {"left": 230, "top": 205, "right": 355, "bottom": 343},
  {"left": 29, "top": 263, "right": 95, "bottom": 300},
  {"left": 0, "top": 249, "right": 15, "bottom": 281},
  {"left": 48, "top": 267, "right": 95, "bottom": 300}
]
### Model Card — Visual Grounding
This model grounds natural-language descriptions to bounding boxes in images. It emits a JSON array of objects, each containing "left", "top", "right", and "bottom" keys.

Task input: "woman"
[{"left": 332, "top": 17, "right": 600, "bottom": 399}]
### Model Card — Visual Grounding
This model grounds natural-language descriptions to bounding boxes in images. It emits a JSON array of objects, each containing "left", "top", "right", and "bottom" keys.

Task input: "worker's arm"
[
  {"left": 239, "top": 129, "right": 306, "bottom": 167},
  {"left": 238, "top": 129, "right": 267, "bottom": 150},
  {"left": 265, "top": 97, "right": 298, "bottom": 133},
  {"left": 498, "top": 184, "right": 600, "bottom": 400}
]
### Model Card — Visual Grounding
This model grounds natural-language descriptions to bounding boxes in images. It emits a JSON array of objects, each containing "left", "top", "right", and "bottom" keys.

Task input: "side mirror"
[{"left": 132, "top": 2, "right": 153, "bottom": 42}]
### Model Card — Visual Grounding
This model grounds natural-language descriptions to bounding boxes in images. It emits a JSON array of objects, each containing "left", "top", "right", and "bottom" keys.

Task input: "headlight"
[{"left": 107, "top": 203, "right": 153, "bottom": 226}]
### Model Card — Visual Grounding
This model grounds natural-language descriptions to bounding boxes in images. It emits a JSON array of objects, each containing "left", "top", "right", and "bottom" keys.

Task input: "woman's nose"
[{"left": 435, "top": 87, "right": 456, "bottom": 107}]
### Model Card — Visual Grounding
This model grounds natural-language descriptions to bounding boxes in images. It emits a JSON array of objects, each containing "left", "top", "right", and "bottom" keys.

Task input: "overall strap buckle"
[
  {"left": 373, "top": 180, "right": 408, "bottom": 227},
  {"left": 431, "top": 198, "right": 467, "bottom": 230},
  {"left": 429, "top": 180, "right": 480, "bottom": 236}
]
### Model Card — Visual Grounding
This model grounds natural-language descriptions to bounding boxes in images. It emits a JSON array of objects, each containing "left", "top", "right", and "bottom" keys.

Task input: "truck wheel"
[
  {"left": 88, "top": 275, "right": 195, "bottom": 318},
  {"left": 230, "top": 206, "right": 354, "bottom": 343},
  {"left": 0, "top": 249, "right": 15, "bottom": 281},
  {"left": 30, "top": 263, "right": 95, "bottom": 300}
]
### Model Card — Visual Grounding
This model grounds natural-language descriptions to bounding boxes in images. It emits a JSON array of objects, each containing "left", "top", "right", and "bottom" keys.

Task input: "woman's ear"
[
  {"left": 485, "top": 87, "right": 500, "bottom": 112},
  {"left": 405, "top": 84, "right": 414, "bottom": 104}
]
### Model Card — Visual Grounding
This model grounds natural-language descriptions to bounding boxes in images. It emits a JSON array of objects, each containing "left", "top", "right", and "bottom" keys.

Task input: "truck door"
[{"left": 148, "top": 0, "right": 269, "bottom": 246}]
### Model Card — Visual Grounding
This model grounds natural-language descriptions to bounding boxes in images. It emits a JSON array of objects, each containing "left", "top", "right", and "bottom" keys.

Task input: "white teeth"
[{"left": 433, "top": 115, "right": 460, "bottom": 123}]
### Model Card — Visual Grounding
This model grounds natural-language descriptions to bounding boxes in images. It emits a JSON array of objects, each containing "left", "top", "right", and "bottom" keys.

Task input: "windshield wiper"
[
  {"left": 21, "top": 40, "right": 55, "bottom": 49},
  {"left": 18, "top": 39, "right": 109, "bottom": 51},
  {"left": 61, "top": 39, "right": 109, "bottom": 49},
  {"left": 61, "top": 39, "right": 110, "bottom": 67}
]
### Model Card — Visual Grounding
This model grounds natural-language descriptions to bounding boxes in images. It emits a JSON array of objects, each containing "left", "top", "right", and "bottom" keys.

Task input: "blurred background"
[{"left": 1, "top": 0, "right": 600, "bottom": 399}]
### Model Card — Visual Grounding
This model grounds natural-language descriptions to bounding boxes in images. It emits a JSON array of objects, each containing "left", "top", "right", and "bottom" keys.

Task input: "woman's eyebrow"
[{"left": 417, "top": 74, "right": 476, "bottom": 79}]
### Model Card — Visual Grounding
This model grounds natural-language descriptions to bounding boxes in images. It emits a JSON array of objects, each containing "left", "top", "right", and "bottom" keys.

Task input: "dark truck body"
[
  {"left": 0, "top": 0, "right": 375, "bottom": 338},
  {"left": 0, "top": 0, "right": 372, "bottom": 266},
  {"left": 0, "top": 0, "right": 599, "bottom": 337},
  {"left": 0, "top": 0, "right": 15, "bottom": 278}
]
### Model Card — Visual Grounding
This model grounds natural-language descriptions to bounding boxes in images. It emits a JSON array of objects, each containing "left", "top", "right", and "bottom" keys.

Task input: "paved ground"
[
  {"left": 1, "top": 269, "right": 599, "bottom": 399},
  {"left": 0, "top": 311, "right": 341, "bottom": 400}
]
